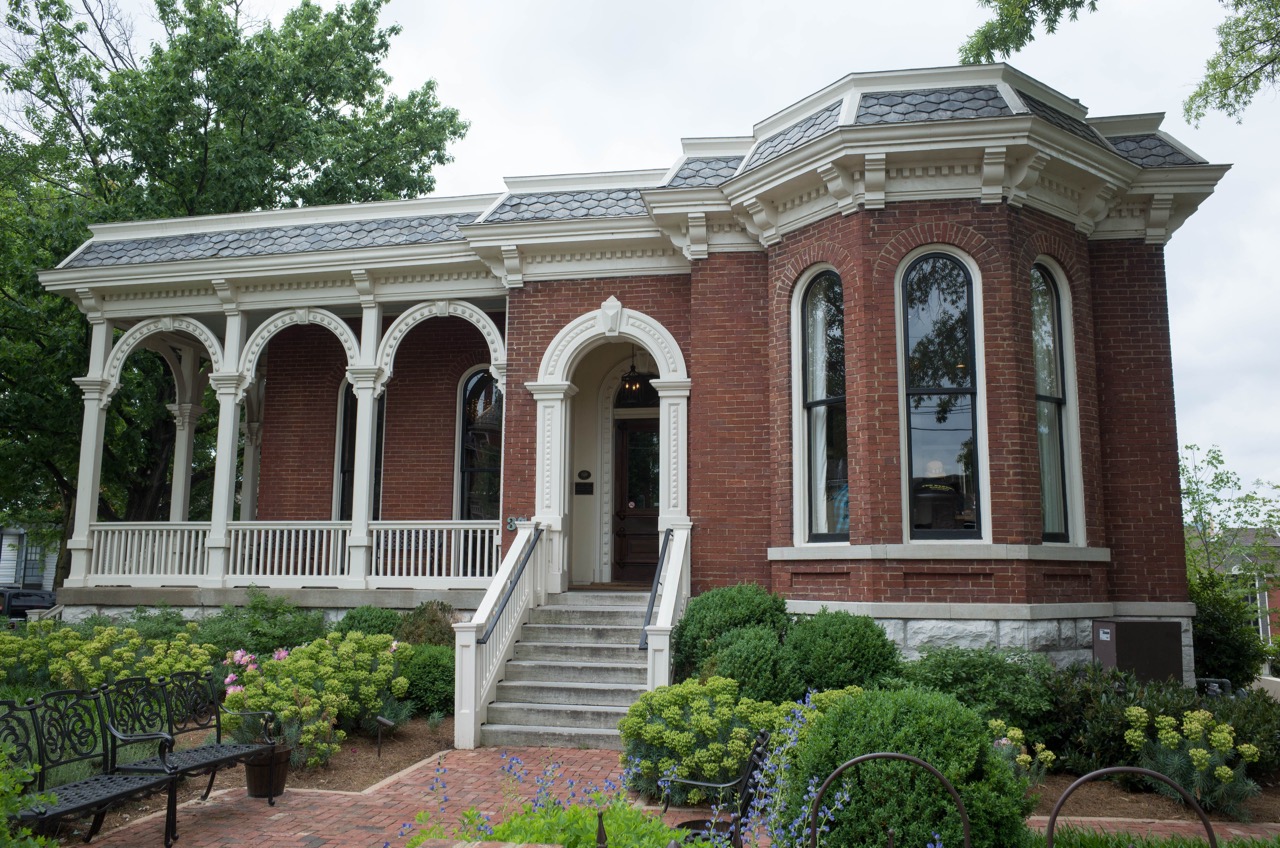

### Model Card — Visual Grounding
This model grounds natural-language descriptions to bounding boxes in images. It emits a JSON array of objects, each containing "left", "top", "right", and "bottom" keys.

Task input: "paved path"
[{"left": 88, "top": 748, "right": 1280, "bottom": 847}]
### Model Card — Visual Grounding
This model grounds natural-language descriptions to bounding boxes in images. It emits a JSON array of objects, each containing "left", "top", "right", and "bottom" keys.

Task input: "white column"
[
  {"left": 240, "top": 420, "right": 262, "bottom": 521},
  {"left": 344, "top": 293, "right": 382, "bottom": 587},
  {"left": 651, "top": 378, "right": 691, "bottom": 530},
  {"left": 204, "top": 310, "right": 244, "bottom": 587},
  {"left": 453, "top": 619, "right": 480, "bottom": 749},
  {"left": 527, "top": 381, "right": 576, "bottom": 593},
  {"left": 65, "top": 318, "right": 113, "bottom": 588},
  {"left": 166, "top": 402, "right": 204, "bottom": 522}
]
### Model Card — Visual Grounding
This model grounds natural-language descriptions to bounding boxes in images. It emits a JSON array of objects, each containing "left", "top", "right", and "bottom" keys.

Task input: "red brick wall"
[
  {"left": 1089, "top": 240, "right": 1188, "bottom": 602},
  {"left": 256, "top": 324, "right": 349, "bottom": 520},
  {"left": 379, "top": 317, "right": 494, "bottom": 520}
]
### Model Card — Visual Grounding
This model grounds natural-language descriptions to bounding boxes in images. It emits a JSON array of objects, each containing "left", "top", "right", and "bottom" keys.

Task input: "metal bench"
[
  {"left": 1, "top": 688, "right": 177, "bottom": 845},
  {"left": 661, "top": 729, "right": 771, "bottom": 848},
  {"left": 103, "top": 671, "right": 279, "bottom": 805}
]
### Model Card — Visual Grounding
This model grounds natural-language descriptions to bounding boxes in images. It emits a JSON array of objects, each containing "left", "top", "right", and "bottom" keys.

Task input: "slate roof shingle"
[
  {"left": 1106, "top": 134, "right": 1203, "bottom": 167},
  {"left": 855, "top": 86, "right": 1011, "bottom": 125},
  {"left": 63, "top": 214, "right": 477, "bottom": 269},
  {"left": 665, "top": 157, "right": 744, "bottom": 188},
  {"left": 482, "top": 190, "right": 648, "bottom": 222},
  {"left": 1018, "top": 92, "right": 1109, "bottom": 149},
  {"left": 744, "top": 101, "right": 843, "bottom": 171}
]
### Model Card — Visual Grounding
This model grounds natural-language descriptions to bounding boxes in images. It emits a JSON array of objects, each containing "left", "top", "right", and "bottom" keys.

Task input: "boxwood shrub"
[
  {"left": 334, "top": 605, "right": 402, "bottom": 637},
  {"left": 671, "top": 584, "right": 788, "bottom": 681},
  {"left": 701, "top": 626, "right": 797, "bottom": 703},
  {"left": 898, "top": 647, "right": 1055, "bottom": 734},
  {"left": 402, "top": 643, "right": 455, "bottom": 716},
  {"left": 783, "top": 608, "right": 900, "bottom": 691}
]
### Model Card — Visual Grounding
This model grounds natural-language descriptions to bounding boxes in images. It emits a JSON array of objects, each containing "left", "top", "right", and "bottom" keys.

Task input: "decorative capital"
[
  {"left": 74, "top": 376, "right": 111, "bottom": 405},
  {"left": 166, "top": 402, "right": 206, "bottom": 431},
  {"left": 209, "top": 371, "right": 242, "bottom": 397},
  {"left": 346, "top": 365, "right": 383, "bottom": 390}
]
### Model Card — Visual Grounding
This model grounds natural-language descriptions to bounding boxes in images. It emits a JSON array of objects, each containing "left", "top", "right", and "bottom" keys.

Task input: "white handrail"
[
  {"left": 644, "top": 522, "right": 693, "bottom": 689},
  {"left": 87, "top": 523, "right": 209, "bottom": 585},
  {"left": 453, "top": 521, "right": 546, "bottom": 749}
]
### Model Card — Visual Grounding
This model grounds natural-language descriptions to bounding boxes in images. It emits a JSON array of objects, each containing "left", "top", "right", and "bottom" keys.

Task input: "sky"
[{"left": 131, "top": 0, "right": 1280, "bottom": 487}]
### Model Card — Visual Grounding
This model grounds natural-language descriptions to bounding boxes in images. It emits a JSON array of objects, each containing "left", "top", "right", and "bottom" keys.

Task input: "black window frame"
[
  {"left": 801, "top": 269, "right": 848, "bottom": 543},
  {"left": 1031, "top": 263, "right": 1070, "bottom": 543},
  {"left": 459, "top": 368, "right": 503, "bottom": 522}
]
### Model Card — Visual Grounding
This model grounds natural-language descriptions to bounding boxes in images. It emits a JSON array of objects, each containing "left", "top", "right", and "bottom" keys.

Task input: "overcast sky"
[{"left": 134, "top": 0, "right": 1280, "bottom": 486}]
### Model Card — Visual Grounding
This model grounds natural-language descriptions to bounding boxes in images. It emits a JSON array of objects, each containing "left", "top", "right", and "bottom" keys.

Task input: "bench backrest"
[
  {"left": 29, "top": 689, "right": 110, "bottom": 789},
  {"left": 103, "top": 676, "right": 170, "bottom": 768},
  {"left": 736, "top": 729, "right": 771, "bottom": 822},
  {"left": 162, "top": 671, "right": 223, "bottom": 740},
  {"left": 0, "top": 699, "right": 39, "bottom": 790}
]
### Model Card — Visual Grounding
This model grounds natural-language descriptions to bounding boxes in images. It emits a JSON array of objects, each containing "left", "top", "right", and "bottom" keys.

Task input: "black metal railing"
[
  {"left": 477, "top": 526, "right": 543, "bottom": 646},
  {"left": 639, "top": 528, "right": 674, "bottom": 651}
]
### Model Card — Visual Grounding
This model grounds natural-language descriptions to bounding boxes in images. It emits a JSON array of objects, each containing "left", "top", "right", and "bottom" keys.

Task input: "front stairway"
[{"left": 479, "top": 589, "right": 650, "bottom": 749}]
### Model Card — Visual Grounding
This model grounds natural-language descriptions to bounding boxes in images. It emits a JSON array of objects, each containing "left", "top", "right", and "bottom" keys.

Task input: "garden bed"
[{"left": 1033, "top": 772, "right": 1280, "bottom": 823}]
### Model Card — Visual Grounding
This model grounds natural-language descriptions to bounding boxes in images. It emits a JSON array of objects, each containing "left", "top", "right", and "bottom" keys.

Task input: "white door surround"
[{"left": 528, "top": 297, "right": 690, "bottom": 592}]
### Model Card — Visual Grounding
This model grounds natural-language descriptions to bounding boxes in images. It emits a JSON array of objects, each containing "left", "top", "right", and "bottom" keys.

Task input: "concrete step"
[
  {"left": 545, "top": 591, "right": 649, "bottom": 607},
  {"left": 520, "top": 623, "right": 643, "bottom": 645},
  {"left": 512, "top": 641, "right": 645, "bottom": 664},
  {"left": 495, "top": 680, "right": 646, "bottom": 707},
  {"left": 479, "top": 723, "right": 623, "bottom": 750},
  {"left": 504, "top": 659, "right": 648, "bottom": 685},
  {"left": 528, "top": 606, "right": 648, "bottom": 626},
  {"left": 486, "top": 701, "right": 630, "bottom": 730}
]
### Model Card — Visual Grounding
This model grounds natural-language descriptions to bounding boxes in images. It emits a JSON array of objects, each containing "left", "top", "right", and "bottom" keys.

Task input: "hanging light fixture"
[{"left": 617, "top": 346, "right": 657, "bottom": 408}]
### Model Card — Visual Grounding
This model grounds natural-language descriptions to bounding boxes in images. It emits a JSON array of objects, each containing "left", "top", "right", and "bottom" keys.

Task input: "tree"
[
  {"left": 0, "top": 0, "right": 466, "bottom": 584},
  {"left": 959, "top": 0, "right": 1280, "bottom": 123},
  {"left": 1181, "top": 444, "right": 1280, "bottom": 589}
]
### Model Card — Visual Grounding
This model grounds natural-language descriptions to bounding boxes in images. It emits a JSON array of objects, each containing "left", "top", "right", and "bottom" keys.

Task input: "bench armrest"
[
  {"left": 106, "top": 726, "right": 176, "bottom": 774},
  {"left": 661, "top": 774, "right": 742, "bottom": 813}
]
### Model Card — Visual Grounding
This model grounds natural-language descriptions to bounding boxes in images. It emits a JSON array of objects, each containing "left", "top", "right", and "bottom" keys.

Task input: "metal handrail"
[
  {"left": 476, "top": 526, "right": 543, "bottom": 646},
  {"left": 639, "top": 528, "right": 674, "bottom": 650}
]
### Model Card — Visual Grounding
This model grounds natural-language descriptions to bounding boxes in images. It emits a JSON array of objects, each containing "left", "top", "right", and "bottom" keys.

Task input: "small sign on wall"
[{"left": 574, "top": 482, "right": 594, "bottom": 495}]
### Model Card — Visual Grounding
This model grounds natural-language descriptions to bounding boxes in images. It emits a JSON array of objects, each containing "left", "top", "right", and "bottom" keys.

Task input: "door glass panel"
[{"left": 625, "top": 430, "right": 660, "bottom": 510}]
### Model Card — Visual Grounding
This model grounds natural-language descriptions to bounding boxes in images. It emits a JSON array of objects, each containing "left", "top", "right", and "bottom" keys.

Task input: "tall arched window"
[
  {"left": 801, "top": 271, "right": 847, "bottom": 541},
  {"left": 459, "top": 369, "right": 503, "bottom": 521},
  {"left": 902, "top": 253, "right": 980, "bottom": 539},
  {"left": 1031, "top": 264, "right": 1068, "bottom": 541}
]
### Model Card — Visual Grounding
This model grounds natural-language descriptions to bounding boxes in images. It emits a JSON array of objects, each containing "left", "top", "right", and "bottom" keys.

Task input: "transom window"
[
  {"left": 459, "top": 369, "right": 503, "bottom": 521},
  {"left": 1032, "top": 264, "right": 1069, "bottom": 541},
  {"left": 902, "top": 253, "right": 980, "bottom": 539},
  {"left": 801, "top": 270, "right": 848, "bottom": 541}
]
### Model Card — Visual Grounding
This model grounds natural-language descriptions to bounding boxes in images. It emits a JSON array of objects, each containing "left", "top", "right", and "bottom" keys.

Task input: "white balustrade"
[
  {"left": 645, "top": 522, "right": 693, "bottom": 689},
  {"left": 227, "top": 522, "right": 348, "bottom": 586},
  {"left": 87, "top": 523, "right": 209, "bottom": 586},
  {"left": 369, "top": 521, "right": 501, "bottom": 587}
]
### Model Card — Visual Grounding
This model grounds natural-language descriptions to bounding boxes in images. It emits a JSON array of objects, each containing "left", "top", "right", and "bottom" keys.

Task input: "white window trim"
[
  {"left": 790, "top": 262, "right": 848, "bottom": 547},
  {"left": 1033, "top": 256, "right": 1086, "bottom": 545},
  {"left": 894, "top": 245, "right": 992, "bottom": 544}
]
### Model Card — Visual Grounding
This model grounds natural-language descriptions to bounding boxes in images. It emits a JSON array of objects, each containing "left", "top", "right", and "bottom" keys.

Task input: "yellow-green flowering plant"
[
  {"left": 988, "top": 718, "right": 1055, "bottom": 785},
  {"left": 222, "top": 631, "right": 411, "bottom": 769},
  {"left": 1123, "top": 705, "right": 1260, "bottom": 820}
]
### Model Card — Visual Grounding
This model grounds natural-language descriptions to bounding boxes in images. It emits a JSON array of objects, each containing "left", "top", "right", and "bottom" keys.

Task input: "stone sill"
[{"left": 768, "top": 543, "right": 1111, "bottom": 562}]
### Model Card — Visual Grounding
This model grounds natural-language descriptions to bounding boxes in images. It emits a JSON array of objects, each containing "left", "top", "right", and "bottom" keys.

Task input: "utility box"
[{"left": 1092, "top": 619, "right": 1183, "bottom": 683}]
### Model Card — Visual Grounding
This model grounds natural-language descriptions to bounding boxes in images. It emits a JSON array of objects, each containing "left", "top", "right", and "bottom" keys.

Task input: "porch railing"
[
  {"left": 227, "top": 521, "right": 349, "bottom": 585},
  {"left": 86, "top": 523, "right": 209, "bottom": 586},
  {"left": 369, "top": 521, "right": 501, "bottom": 587},
  {"left": 644, "top": 522, "right": 693, "bottom": 688},
  {"left": 453, "top": 522, "right": 547, "bottom": 749}
]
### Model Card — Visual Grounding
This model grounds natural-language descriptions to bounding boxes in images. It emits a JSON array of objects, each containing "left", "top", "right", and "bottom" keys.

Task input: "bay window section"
[
  {"left": 1032, "top": 264, "right": 1068, "bottom": 541},
  {"left": 802, "top": 271, "right": 848, "bottom": 541},
  {"left": 903, "top": 254, "right": 980, "bottom": 539}
]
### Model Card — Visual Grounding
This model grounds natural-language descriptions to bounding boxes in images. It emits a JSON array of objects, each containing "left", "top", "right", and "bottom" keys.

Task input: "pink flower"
[
  {"left": 273, "top": 648, "right": 289, "bottom": 661},
  {"left": 225, "top": 673, "right": 238, "bottom": 685},
  {"left": 225, "top": 685, "right": 244, "bottom": 694},
  {"left": 389, "top": 641, "right": 400, "bottom": 653},
  {"left": 247, "top": 664, "right": 258, "bottom": 672}
]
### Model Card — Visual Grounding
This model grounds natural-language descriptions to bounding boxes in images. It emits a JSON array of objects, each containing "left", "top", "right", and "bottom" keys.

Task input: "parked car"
[{"left": 0, "top": 586, "right": 56, "bottom": 619}]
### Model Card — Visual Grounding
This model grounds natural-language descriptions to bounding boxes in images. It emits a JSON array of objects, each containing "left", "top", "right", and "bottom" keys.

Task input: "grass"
[{"left": 1030, "top": 827, "right": 1280, "bottom": 848}]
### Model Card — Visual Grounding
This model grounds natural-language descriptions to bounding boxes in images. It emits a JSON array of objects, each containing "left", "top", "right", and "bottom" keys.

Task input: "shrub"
[
  {"left": 1123, "top": 705, "right": 1260, "bottom": 819},
  {"left": 396, "top": 600, "right": 456, "bottom": 646},
  {"left": 671, "top": 584, "right": 787, "bottom": 681},
  {"left": 334, "top": 605, "right": 401, "bottom": 637},
  {"left": 118, "top": 605, "right": 190, "bottom": 640},
  {"left": 767, "top": 688, "right": 1032, "bottom": 848},
  {"left": 195, "top": 586, "right": 328, "bottom": 659},
  {"left": 486, "top": 799, "right": 686, "bottom": 848},
  {"left": 1204, "top": 689, "right": 1280, "bottom": 776},
  {"left": 401, "top": 643, "right": 455, "bottom": 716},
  {"left": 1189, "top": 570, "right": 1268, "bottom": 689},
  {"left": 900, "top": 647, "right": 1055, "bottom": 734},
  {"left": 700, "top": 626, "right": 797, "bottom": 703},
  {"left": 619, "top": 676, "right": 785, "bottom": 805},
  {"left": 1, "top": 741, "right": 54, "bottom": 847},
  {"left": 783, "top": 608, "right": 899, "bottom": 691}
]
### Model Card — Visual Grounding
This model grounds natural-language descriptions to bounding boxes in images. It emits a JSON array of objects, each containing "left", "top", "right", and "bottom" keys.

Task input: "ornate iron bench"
[
  {"left": 661, "top": 729, "right": 771, "bottom": 848},
  {"left": 1, "top": 688, "right": 178, "bottom": 845},
  {"left": 102, "top": 671, "right": 279, "bottom": 805}
]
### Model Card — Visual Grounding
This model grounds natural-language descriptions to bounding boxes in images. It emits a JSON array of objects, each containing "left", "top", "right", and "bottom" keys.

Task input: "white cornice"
[
  {"left": 1088, "top": 113, "right": 1166, "bottom": 136},
  {"left": 501, "top": 169, "right": 669, "bottom": 193},
  {"left": 678, "top": 137, "right": 754, "bottom": 157}
]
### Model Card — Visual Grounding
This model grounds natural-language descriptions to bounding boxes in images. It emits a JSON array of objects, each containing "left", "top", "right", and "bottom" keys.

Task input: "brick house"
[{"left": 42, "top": 64, "right": 1226, "bottom": 745}]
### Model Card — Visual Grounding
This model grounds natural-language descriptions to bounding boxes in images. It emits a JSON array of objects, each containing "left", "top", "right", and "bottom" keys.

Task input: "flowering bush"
[
  {"left": 989, "top": 719, "right": 1056, "bottom": 785},
  {"left": 1123, "top": 705, "right": 1260, "bottom": 819},
  {"left": 222, "top": 631, "right": 410, "bottom": 768},
  {"left": 0, "top": 620, "right": 218, "bottom": 690},
  {"left": 619, "top": 676, "right": 786, "bottom": 805}
]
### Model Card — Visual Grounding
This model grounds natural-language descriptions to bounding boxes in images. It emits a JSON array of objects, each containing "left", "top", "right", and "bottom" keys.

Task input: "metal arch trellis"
[
  {"left": 806, "top": 752, "right": 973, "bottom": 848},
  {"left": 1044, "top": 766, "right": 1219, "bottom": 848}
]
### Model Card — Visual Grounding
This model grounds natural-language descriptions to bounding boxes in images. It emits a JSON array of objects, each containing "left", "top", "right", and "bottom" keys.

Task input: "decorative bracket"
[
  {"left": 1075, "top": 180, "right": 1121, "bottom": 235},
  {"left": 863, "top": 153, "right": 887, "bottom": 210},
  {"left": 740, "top": 198, "right": 779, "bottom": 246},
  {"left": 351, "top": 268, "right": 374, "bottom": 300},
  {"left": 981, "top": 147, "right": 1007, "bottom": 204},
  {"left": 501, "top": 245, "right": 524, "bottom": 289},
  {"left": 685, "top": 212, "right": 708, "bottom": 261},
  {"left": 211, "top": 278, "right": 237, "bottom": 311},
  {"left": 817, "top": 162, "right": 859, "bottom": 214},
  {"left": 76, "top": 288, "right": 102, "bottom": 320},
  {"left": 1144, "top": 194, "right": 1176, "bottom": 244},
  {"left": 1007, "top": 151, "right": 1050, "bottom": 208},
  {"left": 598, "top": 296, "right": 624, "bottom": 336}
]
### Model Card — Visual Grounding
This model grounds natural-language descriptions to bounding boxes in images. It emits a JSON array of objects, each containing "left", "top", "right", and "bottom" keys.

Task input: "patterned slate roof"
[
  {"left": 666, "top": 156, "right": 744, "bottom": 188},
  {"left": 744, "top": 101, "right": 843, "bottom": 171},
  {"left": 1018, "top": 92, "right": 1109, "bottom": 149},
  {"left": 1106, "top": 134, "right": 1203, "bottom": 167},
  {"left": 64, "top": 214, "right": 477, "bottom": 268},
  {"left": 482, "top": 189, "right": 647, "bottom": 222},
  {"left": 855, "top": 86, "right": 1011, "bottom": 125}
]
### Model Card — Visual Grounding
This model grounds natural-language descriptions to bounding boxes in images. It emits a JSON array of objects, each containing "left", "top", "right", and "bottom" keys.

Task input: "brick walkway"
[{"left": 87, "top": 748, "right": 1280, "bottom": 847}]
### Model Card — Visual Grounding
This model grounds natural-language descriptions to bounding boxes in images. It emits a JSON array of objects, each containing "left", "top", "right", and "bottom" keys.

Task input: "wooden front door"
[{"left": 613, "top": 418, "right": 659, "bottom": 582}]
